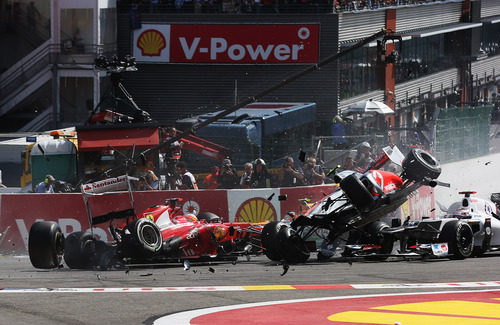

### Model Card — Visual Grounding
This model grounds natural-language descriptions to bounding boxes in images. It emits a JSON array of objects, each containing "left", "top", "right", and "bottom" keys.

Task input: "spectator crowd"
[{"left": 121, "top": 0, "right": 452, "bottom": 15}]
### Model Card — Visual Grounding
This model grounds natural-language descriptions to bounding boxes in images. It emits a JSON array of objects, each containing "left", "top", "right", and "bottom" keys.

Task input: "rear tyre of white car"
[{"left": 439, "top": 220, "right": 473, "bottom": 260}]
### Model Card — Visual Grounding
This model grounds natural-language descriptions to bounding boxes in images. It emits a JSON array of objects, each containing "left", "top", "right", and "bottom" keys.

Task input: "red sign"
[
  {"left": 133, "top": 24, "right": 319, "bottom": 64},
  {"left": 0, "top": 185, "right": 434, "bottom": 254}
]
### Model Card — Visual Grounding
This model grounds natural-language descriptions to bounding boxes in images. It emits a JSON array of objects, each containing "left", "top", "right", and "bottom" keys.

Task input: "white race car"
[
  {"left": 384, "top": 191, "right": 500, "bottom": 260},
  {"left": 442, "top": 191, "right": 500, "bottom": 256}
]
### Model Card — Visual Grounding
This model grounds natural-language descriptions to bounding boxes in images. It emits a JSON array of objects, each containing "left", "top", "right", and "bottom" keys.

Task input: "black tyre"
[
  {"left": 345, "top": 221, "right": 393, "bottom": 260},
  {"left": 123, "top": 218, "right": 163, "bottom": 258},
  {"left": 402, "top": 149, "right": 441, "bottom": 182},
  {"left": 340, "top": 174, "right": 375, "bottom": 212},
  {"left": 28, "top": 221, "right": 65, "bottom": 269},
  {"left": 364, "top": 221, "right": 394, "bottom": 259},
  {"left": 277, "top": 224, "right": 310, "bottom": 263},
  {"left": 438, "top": 220, "right": 473, "bottom": 260},
  {"left": 198, "top": 212, "right": 222, "bottom": 223},
  {"left": 261, "top": 221, "right": 284, "bottom": 261},
  {"left": 63, "top": 231, "right": 95, "bottom": 269}
]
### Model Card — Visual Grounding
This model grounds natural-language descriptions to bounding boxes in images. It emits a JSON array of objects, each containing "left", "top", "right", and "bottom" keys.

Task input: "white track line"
[{"left": 1, "top": 281, "right": 500, "bottom": 293}]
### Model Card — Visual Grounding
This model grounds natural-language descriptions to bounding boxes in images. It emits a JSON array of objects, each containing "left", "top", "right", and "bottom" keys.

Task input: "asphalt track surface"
[{"left": 1, "top": 252, "right": 500, "bottom": 324}]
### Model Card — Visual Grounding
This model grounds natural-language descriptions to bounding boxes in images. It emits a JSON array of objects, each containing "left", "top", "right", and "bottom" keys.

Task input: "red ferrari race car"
[
  {"left": 28, "top": 176, "right": 262, "bottom": 270},
  {"left": 261, "top": 146, "right": 445, "bottom": 263}
]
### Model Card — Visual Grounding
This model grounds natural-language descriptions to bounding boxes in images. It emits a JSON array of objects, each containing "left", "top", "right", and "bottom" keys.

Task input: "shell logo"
[
  {"left": 137, "top": 29, "right": 166, "bottom": 56},
  {"left": 235, "top": 197, "right": 277, "bottom": 223}
]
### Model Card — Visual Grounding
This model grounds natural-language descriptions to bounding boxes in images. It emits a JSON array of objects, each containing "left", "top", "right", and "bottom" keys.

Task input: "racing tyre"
[
  {"left": 28, "top": 221, "right": 65, "bottom": 269},
  {"left": 365, "top": 221, "right": 394, "bottom": 260},
  {"left": 63, "top": 231, "right": 95, "bottom": 269},
  {"left": 261, "top": 221, "right": 284, "bottom": 261},
  {"left": 402, "top": 149, "right": 441, "bottom": 182},
  {"left": 438, "top": 220, "right": 473, "bottom": 260},
  {"left": 277, "top": 224, "right": 310, "bottom": 263},
  {"left": 123, "top": 218, "right": 163, "bottom": 257},
  {"left": 340, "top": 174, "right": 375, "bottom": 212},
  {"left": 198, "top": 212, "right": 222, "bottom": 223}
]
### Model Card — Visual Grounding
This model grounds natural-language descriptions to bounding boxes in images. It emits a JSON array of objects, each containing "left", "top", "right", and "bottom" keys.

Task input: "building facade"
[{"left": 1, "top": 0, "right": 499, "bottom": 137}]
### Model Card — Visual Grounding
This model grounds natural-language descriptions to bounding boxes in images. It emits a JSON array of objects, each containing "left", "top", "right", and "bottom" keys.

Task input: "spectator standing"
[
  {"left": 331, "top": 115, "right": 351, "bottom": 149},
  {"left": 175, "top": 162, "right": 198, "bottom": 189},
  {"left": 138, "top": 170, "right": 160, "bottom": 190},
  {"left": 303, "top": 157, "right": 326, "bottom": 185},
  {"left": 250, "top": 158, "right": 271, "bottom": 188},
  {"left": 202, "top": 166, "right": 219, "bottom": 189},
  {"left": 343, "top": 155, "right": 356, "bottom": 171},
  {"left": 355, "top": 141, "right": 373, "bottom": 170},
  {"left": 279, "top": 156, "right": 305, "bottom": 187},
  {"left": 36, "top": 175, "right": 55, "bottom": 193},
  {"left": 162, "top": 127, "right": 183, "bottom": 189},
  {"left": 218, "top": 158, "right": 239, "bottom": 189},
  {"left": 239, "top": 162, "right": 253, "bottom": 189}
]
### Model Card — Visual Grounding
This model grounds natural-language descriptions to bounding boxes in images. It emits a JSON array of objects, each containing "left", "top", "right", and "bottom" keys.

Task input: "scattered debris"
[
  {"left": 208, "top": 267, "right": 215, "bottom": 273},
  {"left": 183, "top": 260, "right": 191, "bottom": 271},
  {"left": 280, "top": 263, "right": 289, "bottom": 276},
  {"left": 140, "top": 273, "right": 153, "bottom": 277}
]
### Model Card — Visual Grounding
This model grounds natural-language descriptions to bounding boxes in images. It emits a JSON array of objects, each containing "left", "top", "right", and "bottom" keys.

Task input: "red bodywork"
[
  {"left": 125, "top": 202, "right": 262, "bottom": 259},
  {"left": 368, "top": 170, "right": 404, "bottom": 195}
]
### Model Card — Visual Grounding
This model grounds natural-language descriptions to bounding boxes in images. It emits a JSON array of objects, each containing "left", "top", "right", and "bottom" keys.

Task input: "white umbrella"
[{"left": 342, "top": 100, "right": 394, "bottom": 116}]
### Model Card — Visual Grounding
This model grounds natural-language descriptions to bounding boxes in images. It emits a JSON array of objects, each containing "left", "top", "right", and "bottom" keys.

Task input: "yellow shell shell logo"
[
  {"left": 137, "top": 29, "right": 166, "bottom": 56},
  {"left": 235, "top": 197, "right": 277, "bottom": 223}
]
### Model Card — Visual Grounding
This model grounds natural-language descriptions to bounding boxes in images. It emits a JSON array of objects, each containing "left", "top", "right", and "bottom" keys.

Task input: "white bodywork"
[{"left": 444, "top": 192, "right": 500, "bottom": 248}]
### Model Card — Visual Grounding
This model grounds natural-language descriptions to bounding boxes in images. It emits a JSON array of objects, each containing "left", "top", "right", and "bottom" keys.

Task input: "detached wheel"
[
  {"left": 277, "top": 224, "right": 310, "bottom": 263},
  {"left": 28, "top": 221, "right": 65, "bottom": 269},
  {"left": 198, "top": 212, "right": 222, "bottom": 223},
  {"left": 340, "top": 174, "right": 375, "bottom": 212},
  {"left": 63, "top": 231, "right": 95, "bottom": 269},
  {"left": 123, "top": 218, "right": 162, "bottom": 258},
  {"left": 402, "top": 149, "right": 441, "bottom": 182},
  {"left": 439, "top": 220, "right": 473, "bottom": 260},
  {"left": 261, "top": 221, "right": 284, "bottom": 261}
]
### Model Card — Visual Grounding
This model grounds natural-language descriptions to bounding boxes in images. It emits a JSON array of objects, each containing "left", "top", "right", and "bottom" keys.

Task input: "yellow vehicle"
[{"left": 20, "top": 130, "right": 78, "bottom": 191}]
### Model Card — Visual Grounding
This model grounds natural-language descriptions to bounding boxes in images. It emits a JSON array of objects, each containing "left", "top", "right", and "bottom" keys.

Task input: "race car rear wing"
[{"left": 80, "top": 174, "right": 137, "bottom": 227}]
